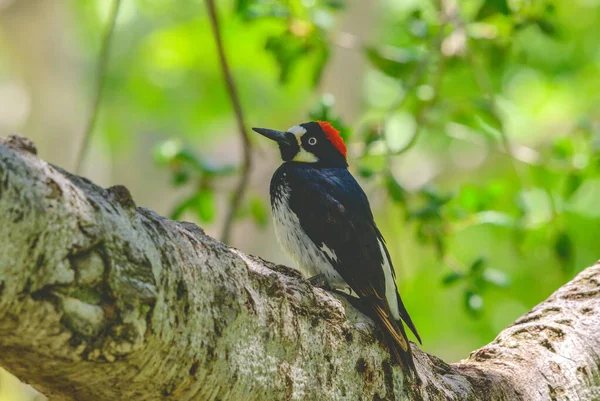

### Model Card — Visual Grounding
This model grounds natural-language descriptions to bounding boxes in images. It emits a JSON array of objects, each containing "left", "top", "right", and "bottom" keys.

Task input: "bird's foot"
[
  {"left": 308, "top": 274, "right": 332, "bottom": 290},
  {"left": 330, "top": 290, "right": 369, "bottom": 315}
]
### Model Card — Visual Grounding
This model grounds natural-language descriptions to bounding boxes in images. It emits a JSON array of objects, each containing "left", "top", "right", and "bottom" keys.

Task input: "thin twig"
[
  {"left": 75, "top": 0, "right": 122, "bottom": 173},
  {"left": 446, "top": 130, "right": 540, "bottom": 165},
  {"left": 206, "top": 0, "right": 253, "bottom": 244},
  {"left": 443, "top": 254, "right": 466, "bottom": 275}
]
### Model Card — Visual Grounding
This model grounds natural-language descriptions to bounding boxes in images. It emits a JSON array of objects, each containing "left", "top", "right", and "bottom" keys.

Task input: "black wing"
[{"left": 283, "top": 164, "right": 420, "bottom": 368}]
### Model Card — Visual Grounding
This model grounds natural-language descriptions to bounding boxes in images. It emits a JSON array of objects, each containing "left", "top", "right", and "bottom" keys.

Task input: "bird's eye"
[{"left": 308, "top": 137, "right": 317, "bottom": 146}]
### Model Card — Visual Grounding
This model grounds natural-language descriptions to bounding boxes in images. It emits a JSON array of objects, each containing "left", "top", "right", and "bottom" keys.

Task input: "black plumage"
[
  {"left": 253, "top": 122, "right": 421, "bottom": 373},
  {"left": 272, "top": 163, "right": 421, "bottom": 370}
]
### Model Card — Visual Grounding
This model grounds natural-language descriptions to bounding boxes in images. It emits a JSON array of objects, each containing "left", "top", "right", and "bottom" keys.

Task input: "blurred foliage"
[
  {"left": 73, "top": 0, "right": 600, "bottom": 357},
  {"left": 1, "top": 5, "right": 600, "bottom": 399},
  {"left": 154, "top": 139, "right": 235, "bottom": 222}
]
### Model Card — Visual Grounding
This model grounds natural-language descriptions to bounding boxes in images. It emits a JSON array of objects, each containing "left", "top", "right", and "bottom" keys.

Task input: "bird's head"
[{"left": 252, "top": 121, "right": 347, "bottom": 168}]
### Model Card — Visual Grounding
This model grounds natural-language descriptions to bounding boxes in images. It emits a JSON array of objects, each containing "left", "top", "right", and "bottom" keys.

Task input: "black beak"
[
  {"left": 252, "top": 127, "right": 299, "bottom": 161},
  {"left": 252, "top": 127, "right": 290, "bottom": 143}
]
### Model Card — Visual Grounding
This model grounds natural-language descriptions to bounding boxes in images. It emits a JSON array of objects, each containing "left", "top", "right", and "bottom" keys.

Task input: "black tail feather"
[
  {"left": 369, "top": 302, "right": 418, "bottom": 378},
  {"left": 396, "top": 292, "right": 422, "bottom": 344},
  {"left": 386, "top": 319, "right": 418, "bottom": 378},
  {"left": 388, "top": 337, "right": 416, "bottom": 375}
]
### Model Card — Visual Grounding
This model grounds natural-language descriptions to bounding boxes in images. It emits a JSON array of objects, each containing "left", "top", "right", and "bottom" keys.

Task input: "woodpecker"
[{"left": 252, "top": 121, "right": 421, "bottom": 373}]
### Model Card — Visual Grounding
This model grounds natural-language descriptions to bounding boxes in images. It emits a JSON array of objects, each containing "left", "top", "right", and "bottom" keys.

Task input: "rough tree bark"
[{"left": 0, "top": 135, "right": 599, "bottom": 401}]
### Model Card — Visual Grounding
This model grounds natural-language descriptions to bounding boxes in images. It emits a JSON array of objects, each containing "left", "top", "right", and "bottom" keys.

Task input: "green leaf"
[
  {"left": 154, "top": 139, "right": 205, "bottom": 171},
  {"left": 458, "top": 185, "right": 484, "bottom": 212},
  {"left": 409, "top": 189, "right": 452, "bottom": 224},
  {"left": 363, "top": 125, "right": 381, "bottom": 147},
  {"left": 173, "top": 170, "right": 190, "bottom": 186},
  {"left": 420, "top": 187, "right": 452, "bottom": 205},
  {"left": 476, "top": 0, "right": 510, "bottom": 20},
  {"left": 386, "top": 174, "right": 405, "bottom": 204},
  {"left": 234, "top": 0, "right": 250, "bottom": 15},
  {"left": 154, "top": 139, "right": 183, "bottom": 165},
  {"left": 177, "top": 150, "right": 206, "bottom": 171},
  {"left": 433, "top": 232, "right": 445, "bottom": 258},
  {"left": 201, "top": 159, "right": 236, "bottom": 176},
  {"left": 410, "top": 206, "right": 437, "bottom": 220},
  {"left": 409, "top": 18, "right": 428, "bottom": 39},
  {"left": 365, "top": 45, "right": 420, "bottom": 79},
  {"left": 442, "top": 272, "right": 464, "bottom": 286},
  {"left": 457, "top": 182, "right": 505, "bottom": 213},
  {"left": 310, "top": 94, "right": 334, "bottom": 121},
  {"left": 250, "top": 197, "right": 268, "bottom": 228},
  {"left": 472, "top": 100, "right": 503, "bottom": 138},
  {"left": 465, "top": 290, "right": 484, "bottom": 315},
  {"left": 564, "top": 172, "right": 583, "bottom": 199},
  {"left": 311, "top": 44, "right": 330, "bottom": 87},
  {"left": 266, "top": 33, "right": 309, "bottom": 84},
  {"left": 472, "top": 211, "right": 516, "bottom": 228},
  {"left": 324, "top": 0, "right": 345, "bottom": 10},
  {"left": 470, "top": 257, "right": 486, "bottom": 275},
  {"left": 534, "top": 19, "right": 557, "bottom": 37},
  {"left": 358, "top": 167, "right": 375, "bottom": 178},
  {"left": 169, "top": 189, "right": 216, "bottom": 223},
  {"left": 170, "top": 197, "right": 192, "bottom": 221},
  {"left": 515, "top": 191, "right": 528, "bottom": 218},
  {"left": 554, "top": 231, "right": 573, "bottom": 266},
  {"left": 193, "top": 189, "right": 216, "bottom": 223},
  {"left": 552, "top": 137, "right": 575, "bottom": 160},
  {"left": 482, "top": 268, "right": 510, "bottom": 287},
  {"left": 414, "top": 219, "right": 446, "bottom": 257}
]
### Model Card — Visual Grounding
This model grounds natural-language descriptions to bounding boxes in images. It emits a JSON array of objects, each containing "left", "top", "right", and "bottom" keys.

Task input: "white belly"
[{"left": 271, "top": 189, "right": 347, "bottom": 288}]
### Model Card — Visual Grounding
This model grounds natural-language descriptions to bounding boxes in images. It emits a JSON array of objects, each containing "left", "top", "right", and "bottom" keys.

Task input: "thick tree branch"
[{"left": 0, "top": 135, "right": 599, "bottom": 401}]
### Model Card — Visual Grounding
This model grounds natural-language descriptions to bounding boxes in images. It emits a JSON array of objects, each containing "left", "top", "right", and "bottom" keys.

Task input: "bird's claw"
[{"left": 308, "top": 274, "right": 331, "bottom": 290}]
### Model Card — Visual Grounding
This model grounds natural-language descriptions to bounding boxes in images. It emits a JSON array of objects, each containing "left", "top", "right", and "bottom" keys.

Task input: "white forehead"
[{"left": 288, "top": 125, "right": 307, "bottom": 137}]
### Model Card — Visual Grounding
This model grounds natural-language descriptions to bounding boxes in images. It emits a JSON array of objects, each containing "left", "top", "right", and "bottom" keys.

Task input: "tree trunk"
[{"left": 0, "top": 135, "right": 599, "bottom": 401}]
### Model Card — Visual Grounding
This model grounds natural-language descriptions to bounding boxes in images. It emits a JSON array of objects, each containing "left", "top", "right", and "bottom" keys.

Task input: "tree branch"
[
  {"left": 0, "top": 135, "right": 599, "bottom": 401},
  {"left": 75, "top": 0, "right": 121, "bottom": 173},
  {"left": 205, "top": 0, "right": 253, "bottom": 244}
]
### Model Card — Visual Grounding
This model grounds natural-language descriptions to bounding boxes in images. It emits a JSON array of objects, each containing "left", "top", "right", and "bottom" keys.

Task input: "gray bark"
[{"left": 0, "top": 135, "right": 599, "bottom": 401}]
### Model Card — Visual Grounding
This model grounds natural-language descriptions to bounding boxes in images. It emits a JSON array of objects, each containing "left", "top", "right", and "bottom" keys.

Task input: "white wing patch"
[
  {"left": 272, "top": 181, "right": 346, "bottom": 287},
  {"left": 319, "top": 244, "right": 339, "bottom": 262},
  {"left": 378, "top": 239, "right": 400, "bottom": 319}
]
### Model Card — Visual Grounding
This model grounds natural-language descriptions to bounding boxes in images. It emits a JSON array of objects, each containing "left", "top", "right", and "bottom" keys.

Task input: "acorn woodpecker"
[{"left": 252, "top": 121, "right": 421, "bottom": 372}]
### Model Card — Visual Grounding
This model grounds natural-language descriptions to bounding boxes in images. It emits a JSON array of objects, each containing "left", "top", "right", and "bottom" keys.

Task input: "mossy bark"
[{"left": 0, "top": 136, "right": 598, "bottom": 401}]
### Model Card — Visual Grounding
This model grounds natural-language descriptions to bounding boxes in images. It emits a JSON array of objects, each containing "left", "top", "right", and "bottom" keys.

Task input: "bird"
[{"left": 252, "top": 121, "right": 421, "bottom": 373}]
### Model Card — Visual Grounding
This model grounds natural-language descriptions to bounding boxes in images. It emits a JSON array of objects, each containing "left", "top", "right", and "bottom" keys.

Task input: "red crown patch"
[{"left": 317, "top": 121, "right": 346, "bottom": 159}]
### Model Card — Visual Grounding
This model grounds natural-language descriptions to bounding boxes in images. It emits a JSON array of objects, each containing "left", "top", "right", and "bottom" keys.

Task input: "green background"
[{"left": 1, "top": 0, "right": 599, "bottom": 399}]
